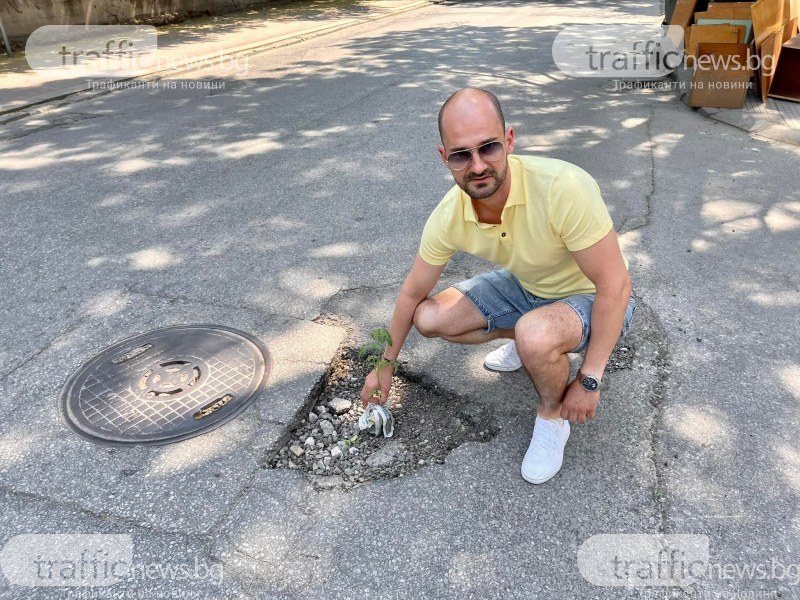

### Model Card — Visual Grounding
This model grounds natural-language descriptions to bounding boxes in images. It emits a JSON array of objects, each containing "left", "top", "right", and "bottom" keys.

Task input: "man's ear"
[
  {"left": 505, "top": 127, "right": 515, "bottom": 154},
  {"left": 437, "top": 145, "right": 448, "bottom": 165}
]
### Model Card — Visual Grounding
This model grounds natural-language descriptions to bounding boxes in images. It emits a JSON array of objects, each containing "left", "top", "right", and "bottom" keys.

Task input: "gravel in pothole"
[
  {"left": 606, "top": 341, "right": 635, "bottom": 372},
  {"left": 267, "top": 347, "right": 498, "bottom": 491}
]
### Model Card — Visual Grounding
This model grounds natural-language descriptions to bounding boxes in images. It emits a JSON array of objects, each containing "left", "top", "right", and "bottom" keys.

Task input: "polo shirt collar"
[{"left": 461, "top": 155, "right": 523, "bottom": 223}]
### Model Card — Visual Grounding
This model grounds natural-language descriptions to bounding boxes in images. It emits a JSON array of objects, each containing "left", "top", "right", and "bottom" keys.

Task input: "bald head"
[{"left": 438, "top": 88, "right": 505, "bottom": 145}]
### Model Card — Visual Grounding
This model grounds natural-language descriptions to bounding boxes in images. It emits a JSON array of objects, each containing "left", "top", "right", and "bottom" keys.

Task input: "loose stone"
[
  {"left": 319, "top": 420, "right": 336, "bottom": 437},
  {"left": 328, "top": 397, "right": 352, "bottom": 415}
]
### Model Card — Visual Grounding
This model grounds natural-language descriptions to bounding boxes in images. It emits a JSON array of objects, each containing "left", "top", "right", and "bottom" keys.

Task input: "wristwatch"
[{"left": 576, "top": 370, "right": 601, "bottom": 392}]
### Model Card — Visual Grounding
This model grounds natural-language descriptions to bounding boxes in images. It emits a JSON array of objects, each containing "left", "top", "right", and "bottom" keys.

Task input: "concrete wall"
[{"left": 0, "top": 0, "right": 273, "bottom": 43}]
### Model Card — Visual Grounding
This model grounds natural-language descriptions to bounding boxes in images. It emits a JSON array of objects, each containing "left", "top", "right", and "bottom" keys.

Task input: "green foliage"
[
  {"left": 359, "top": 327, "right": 399, "bottom": 400},
  {"left": 344, "top": 434, "right": 361, "bottom": 447}
]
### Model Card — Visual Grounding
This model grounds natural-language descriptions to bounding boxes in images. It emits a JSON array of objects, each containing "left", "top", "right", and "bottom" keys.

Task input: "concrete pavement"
[
  {"left": 0, "top": 0, "right": 433, "bottom": 116},
  {"left": 4, "top": 0, "right": 798, "bottom": 150},
  {"left": 1, "top": 0, "right": 799, "bottom": 598}
]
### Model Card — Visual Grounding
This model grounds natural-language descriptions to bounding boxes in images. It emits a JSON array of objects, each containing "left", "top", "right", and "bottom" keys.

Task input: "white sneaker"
[
  {"left": 521, "top": 416, "right": 571, "bottom": 484},
  {"left": 484, "top": 340, "right": 522, "bottom": 372}
]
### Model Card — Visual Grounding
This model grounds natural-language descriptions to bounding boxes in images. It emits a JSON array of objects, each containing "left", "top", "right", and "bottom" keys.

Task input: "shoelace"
[
  {"left": 501, "top": 341, "right": 518, "bottom": 360},
  {"left": 531, "top": 420, "right": 560, "bottom": 455}
]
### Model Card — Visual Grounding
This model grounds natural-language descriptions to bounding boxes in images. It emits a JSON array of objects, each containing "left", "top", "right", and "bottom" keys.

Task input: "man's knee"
[
  {"left": 413, "top": 299, "right": 441, "bottom": 338},
  {"left": 515, "top": 305, "right": 580, "bottom": 359}
]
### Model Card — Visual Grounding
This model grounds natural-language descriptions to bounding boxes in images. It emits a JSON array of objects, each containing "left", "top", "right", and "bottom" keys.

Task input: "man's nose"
[{"left": 470, "top": 150, "right": 489, "bottom": 174}]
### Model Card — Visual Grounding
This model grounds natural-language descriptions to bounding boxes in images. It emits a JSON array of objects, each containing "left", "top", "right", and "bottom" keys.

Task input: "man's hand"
[
  {"left": 559, "top": 378, "right": 600, "bottom": 424},
  {"left": 359, "top": 365, "right": 394, "bottom": 407},
  {"left": 356, "top": 254, "right": 445, "bottom": 409}
]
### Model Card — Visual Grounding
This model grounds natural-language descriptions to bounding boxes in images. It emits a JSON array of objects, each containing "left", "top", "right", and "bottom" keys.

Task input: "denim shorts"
[{"left": 452, "top": 269, "right": 636, "bottom": 353}]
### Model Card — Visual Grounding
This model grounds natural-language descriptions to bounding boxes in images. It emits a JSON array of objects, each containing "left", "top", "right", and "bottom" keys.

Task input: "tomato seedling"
[{"left": 358, "top": 327, "right": 399, "bottom": 402}]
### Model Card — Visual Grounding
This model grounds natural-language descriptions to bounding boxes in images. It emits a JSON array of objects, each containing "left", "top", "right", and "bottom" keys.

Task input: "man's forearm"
[
  {"left": 381, "top": 292, "right": 424, "bottom": 361},
  {"left": 581, "top": 284, "right": 631, "bottom": 378}
]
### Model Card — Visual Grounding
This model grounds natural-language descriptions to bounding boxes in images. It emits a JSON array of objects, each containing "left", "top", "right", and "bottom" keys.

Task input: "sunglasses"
[{"left": 445, "top": 141, "right": 505, "bottom": 171}]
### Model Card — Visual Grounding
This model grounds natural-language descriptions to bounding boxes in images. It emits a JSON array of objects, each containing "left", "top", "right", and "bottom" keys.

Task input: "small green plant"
[
  {"left": 344, "top": 434, "right": 361, "bottom": 447},
  {"left": 358, "top": 327, "right": 399, "bottom": 402}
]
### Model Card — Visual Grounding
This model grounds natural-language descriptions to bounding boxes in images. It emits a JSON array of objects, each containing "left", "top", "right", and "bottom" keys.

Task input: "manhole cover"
[{"left": 59, "top": 325, "right": 271, "bottom": 446}]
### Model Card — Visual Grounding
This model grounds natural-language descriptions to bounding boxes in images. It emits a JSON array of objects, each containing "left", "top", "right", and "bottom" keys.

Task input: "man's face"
[{"left": 438, "top": 105, "right": 514, "bottom": 201}]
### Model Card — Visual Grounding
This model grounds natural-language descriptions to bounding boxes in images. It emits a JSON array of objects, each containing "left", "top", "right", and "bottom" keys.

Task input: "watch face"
[{"left": 581, "top": 375, "right": 599, "bottom": 392}]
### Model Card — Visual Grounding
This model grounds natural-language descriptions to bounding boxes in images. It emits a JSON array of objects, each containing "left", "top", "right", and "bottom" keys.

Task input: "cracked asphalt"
[{"left": 1, "top": 0, "right": 799, "bottom": 598}]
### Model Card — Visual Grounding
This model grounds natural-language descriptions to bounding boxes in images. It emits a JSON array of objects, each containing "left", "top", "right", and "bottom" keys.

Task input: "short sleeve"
[
  {"left": 548, "top": 165, "right": 614, "bottom": 252},
  {"left": 418, "top": 208, "right": 455, "bottom": 266}
]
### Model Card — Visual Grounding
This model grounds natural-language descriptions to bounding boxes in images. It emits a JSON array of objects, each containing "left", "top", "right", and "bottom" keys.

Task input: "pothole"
[
  {"left": 606, "top": 341, "right": 635, "bottom": 372},
  {"left": 267, "top": 347, "right": 499, "bottom": 491}
]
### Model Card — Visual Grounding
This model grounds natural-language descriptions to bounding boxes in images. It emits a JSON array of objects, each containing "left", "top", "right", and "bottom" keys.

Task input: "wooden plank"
[
  {"left": 671, "top": 0, "right": 701, "bottom": 29},
  {"left": 687, "top": 24, "right": 746, "bottom": 58},
  {"left": 689, "top": 42, "right": 753, "bottom": 108},
  {"left": 783, "top": 16, "right": 799, "bottom": 38},
  {"left": 782, "top": 30, "right": 800, "bottom": 45},
  {"left": 697, "top": 18, "right": 754, "bottom": 41},
  {"left": 769, "top": 32, "right": 800, "bottom": 100},
  {"left": 736, "top": 23, "right": 749, "bottom": 40},
  {"left": 705, "top": 3, "right": 755, "bottom": 19},
  {"left": 706, "top": 4, "right": 735, "bottom": 18},
  {"left": 732, "top": 3, "right": 757, "bottom": 19},
  {"left": 760, "top": 26, "right": 785, "bottom": 100},
  {"left": 752, "top": 0, "right": 786, "bottom": 50}
]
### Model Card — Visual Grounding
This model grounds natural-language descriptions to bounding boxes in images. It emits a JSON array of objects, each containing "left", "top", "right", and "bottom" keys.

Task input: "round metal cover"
[{"left": 59, "top": 325, "right": 271, "bottom": 446}]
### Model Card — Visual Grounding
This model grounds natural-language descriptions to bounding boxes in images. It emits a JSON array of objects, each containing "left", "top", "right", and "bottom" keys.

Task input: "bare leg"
[
  {"left": 413, "top": 288, "right": 514, "bottom": 343},
  {"left": 514, "top": 303, "right": 583, "bottom": 419},
  {"left": 442, "top": 327, "right": 514, "bottom": 344}
]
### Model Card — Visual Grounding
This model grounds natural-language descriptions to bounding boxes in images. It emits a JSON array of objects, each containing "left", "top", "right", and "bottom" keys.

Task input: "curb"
[
  {"left": 0, "top": 0, "right": 434, "bottom": 122},
  {"left": 670, "top": 69, "right": 799, "bottom": 148},
  {"left": 696, "top": 106, "right": 800, "bottom": 147}
]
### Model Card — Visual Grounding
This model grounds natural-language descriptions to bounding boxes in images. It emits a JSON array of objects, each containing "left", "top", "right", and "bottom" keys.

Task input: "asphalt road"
[{"left": 1, "top": 0, "right": 799, "bottom": 598}]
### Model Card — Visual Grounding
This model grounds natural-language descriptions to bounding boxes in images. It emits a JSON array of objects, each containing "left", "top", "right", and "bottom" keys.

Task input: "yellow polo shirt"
[{"left": 419, "top": 155, "right": 622, "bottom": 299}]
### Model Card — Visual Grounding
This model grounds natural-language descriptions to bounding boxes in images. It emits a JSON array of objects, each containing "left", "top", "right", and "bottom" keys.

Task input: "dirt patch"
[{"left": 266, "top": 347, "right": 499, "bottom": 491}]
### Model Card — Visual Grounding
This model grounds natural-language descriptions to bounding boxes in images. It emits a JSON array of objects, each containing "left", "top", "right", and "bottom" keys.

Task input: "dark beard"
[{"left": 462, "top": 164, "right": 507, "bottom": 200}]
